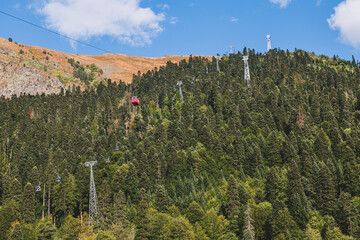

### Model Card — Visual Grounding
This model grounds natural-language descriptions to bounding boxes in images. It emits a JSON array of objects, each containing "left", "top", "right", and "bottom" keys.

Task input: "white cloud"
[
  {"left": 170, "top": 17, "right": 178, "bottom": 25},
  {"left": 269, "top": 0, "right": 292, "bottom": 8},
  {"left": 37, "top": 0, "right": 165, "bottom": 46},
  {"left": 327, "top": 0, "right": 360, "bottom": 48},
  {"left": 157, "top": 4, "right": 169, "bottom": 10},
  {"left": 230, "top": 17, "right": 238, "bottom": 22}
]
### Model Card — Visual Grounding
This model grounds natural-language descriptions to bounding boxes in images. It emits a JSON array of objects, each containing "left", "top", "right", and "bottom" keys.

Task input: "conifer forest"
[{"left": 1, "top": 49, "right": 360, "bottom": 239}]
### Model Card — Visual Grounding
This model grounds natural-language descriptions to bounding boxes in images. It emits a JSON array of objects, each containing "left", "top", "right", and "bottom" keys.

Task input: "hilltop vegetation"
[
  {"left": 0, "top": 37, "right": 201, "bottom": 98},
  {"left": 0, "top": 48, "right": 360, "bottom": 239}
]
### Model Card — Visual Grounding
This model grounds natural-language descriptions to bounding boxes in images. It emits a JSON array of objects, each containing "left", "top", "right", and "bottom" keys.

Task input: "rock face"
[{"left": 0, "top": 62, "right": 64, "bottom": 97}]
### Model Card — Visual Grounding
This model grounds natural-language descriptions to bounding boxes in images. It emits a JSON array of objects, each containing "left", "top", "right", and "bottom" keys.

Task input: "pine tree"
[
  {"left": 36, "top": 217, "right": 57, "bottom": 240},
  {"left": 265, "top": 167, "right": 280, "bottom": 205},
  {"left": 135, "top": 188, "right": 150, "bottom": 240},
  {"left": 341, "top": 145, "right": 359, "bottom": 195},
  {"left": 11, "top": 178, "right": 22, "bottom": 205},
  {"left": 187, "top": 201, "right": 205, "bottom": 224},
  {"left": 0, "top": 200, "right": 20, "bottom": 240},
  {"left": 125, "top": 162, "right": 138, "bottom": 201},
  {"left": 155, "top": 184, "right": 168, "bottom": 213},
  {"left": 266, "top": 131, "right": 282, "bottom": 166},
  {"left": 2, "top": 167, "right": 11, "bottom": 203},
  {"left": 52, "top": 170, "right": 78, "bottom": 222},
  {"left": 98, "top": 179, "right": 112, "bottom": 229},
  {"left": 314, "top": 128, "right": 332, "bottom": 161},
  {"left": 314, "top": 162, "right": 338, "bottom": 216},
  {"left": 225, "top": 175, "right": 240, "bottom": 219},
  {"left": 22, "top": 182, "right": 35, "bottom": 224},
  {"left": 112, "top": 190, "right": 127, "bottom": 226},
  {"left": 337, "top": 191, "right": 360, "bottom": 238}
]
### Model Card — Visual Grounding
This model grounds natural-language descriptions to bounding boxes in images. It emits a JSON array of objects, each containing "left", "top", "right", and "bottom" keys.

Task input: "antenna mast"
[
  {"left": 177, "top": 81, "right": 183, "bottom": 102},
  {"left": 243, "top": 56, "right": 250, "bottom": 86},
  {"left": 267, "top": 35, "right": 271, "bottom": 52},
  {"left": 85, "top": 161, "right": 98, "bottom": 225}
]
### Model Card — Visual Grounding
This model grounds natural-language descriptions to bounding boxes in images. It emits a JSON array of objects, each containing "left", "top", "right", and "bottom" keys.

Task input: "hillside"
[
  {"left": 0, "top": 37, "right": 205, "bottom": 97},
  {"left": 0, "top": 48, "right": 360, "bottom": 239}
]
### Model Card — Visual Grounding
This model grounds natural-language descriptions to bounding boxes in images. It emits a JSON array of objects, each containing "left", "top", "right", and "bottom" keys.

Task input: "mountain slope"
[
  {"left": 1, "top": 48, "right": 360, "bottom": 239},
  {"left": 0, "top": 37, "right": 206, "bottom": 97}
]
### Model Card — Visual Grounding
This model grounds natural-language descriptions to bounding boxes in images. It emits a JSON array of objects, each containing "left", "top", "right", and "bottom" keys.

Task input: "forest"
[{"left": 0, "top": 48, "right": 360, "bottom": 239}]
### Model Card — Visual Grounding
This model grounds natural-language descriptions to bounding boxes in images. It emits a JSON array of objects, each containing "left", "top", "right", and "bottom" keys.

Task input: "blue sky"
[{"left": 1, "top": 0, "right": 359, "bottom": 60}]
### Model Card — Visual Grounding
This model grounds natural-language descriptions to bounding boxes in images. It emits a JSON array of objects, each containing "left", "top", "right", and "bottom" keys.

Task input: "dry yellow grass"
[{"left": 0, "top": 37, "right": 211, "bottom": 84}]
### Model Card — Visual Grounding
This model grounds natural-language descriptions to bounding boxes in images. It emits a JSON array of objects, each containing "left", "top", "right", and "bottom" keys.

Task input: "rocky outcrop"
[{"left": 0, "top": 62, "right": 64, "bottom": 97}]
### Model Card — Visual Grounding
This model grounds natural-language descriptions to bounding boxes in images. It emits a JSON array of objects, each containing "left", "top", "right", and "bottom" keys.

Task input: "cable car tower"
[
  {"left": 243, "top": 56, "right": 250, "bottom": 86},
  {"left": 177, "top": 81, "right": 183, "bottom": 102},
  {"left": 85, "top": 161, "right": 98, "bottom": 225},
  {"left": 267, "top": 35, "right": 271, "bottom": 52},
  {"left": 216, "top": 56, "right": 220, "bottom": 73}
]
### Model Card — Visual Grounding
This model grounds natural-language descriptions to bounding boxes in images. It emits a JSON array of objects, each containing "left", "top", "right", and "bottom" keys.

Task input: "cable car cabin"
[{"left": 131, "top": 96, "right": 140, "bottom": 106}]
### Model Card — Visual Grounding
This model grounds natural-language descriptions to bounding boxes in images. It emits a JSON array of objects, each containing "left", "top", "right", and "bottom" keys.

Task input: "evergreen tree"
[
  {"left": 225, "top": 175, "right": 240, "bottom": 219},
  {"left": 337, "top": 192, "right": 360, "bottom": 238},
  {"left": 187, "top": 201, "right": 205, "bottom": 224},
  {"left": 265, "top": 167, "right": 280, "bottom": 205},
  {"left": 8, "top": 220, "right": 23, "bottom": 240},
  {"left": 341, "top": 145, "right": 359, "bottom": 195},
  {"left": 266, "top": 131, "right": 282, "bottom": 166},
  {"left": 22, "top": 182, "right": 35, "bottom": 224},
  {"left": 36, "top": 217, "right": 57, "bottom": 240},
  {"left": 135, "top": 188, "right": 150, "bottom": 240},
  {"left": 314, "top": 162, "right": 338, "bottom": 216},
  {"left": 98, "top": 179, "right": 112, "bottom": 229},
  {"left": 112, "top": 190, "right": 127, "bottom": 227},
  {"left": 0, "top": 200, "right": 20, "bottom": 240},
  {"left": 155, "top": 184, "right": 168, "bottom": 213},
  {"left": 314, "top": 128, "right": 332, "bottom": 161}
]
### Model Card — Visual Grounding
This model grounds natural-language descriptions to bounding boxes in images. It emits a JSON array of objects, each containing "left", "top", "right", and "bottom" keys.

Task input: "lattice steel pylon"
[
  {"left": 85, "top": 161, "right": 98, "bottom": 225},
  {"left": 216, "top": 56, "right": 220, "bottom": 73},
  {"left": 243, "top": 56, "right": 250, "bottom": 86},
  {"left": 177, "top": 81, "right": 183, "bottom": 102},
  {"left": 267, "top": 35, "right": 271, "bottom": 52}
]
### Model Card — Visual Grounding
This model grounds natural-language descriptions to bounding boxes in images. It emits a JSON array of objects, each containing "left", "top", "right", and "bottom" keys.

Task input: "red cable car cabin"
[{"left": 131, "top": 96, "right": 140, "bottom": 106}]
